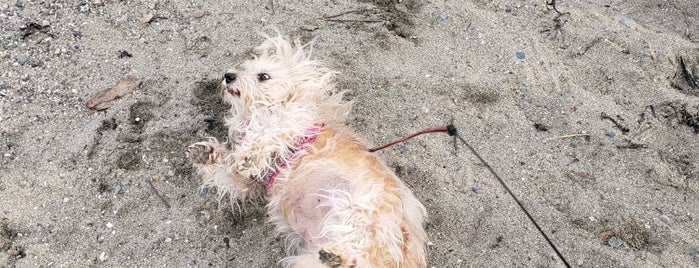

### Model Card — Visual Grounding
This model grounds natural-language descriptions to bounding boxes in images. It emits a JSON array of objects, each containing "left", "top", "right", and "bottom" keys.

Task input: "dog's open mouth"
[
  {"left": 221, "top": 78, "right": 241, "bottom": 97},
  {"left": 226, "top": 86, "right": 241, "bottom": 97}
]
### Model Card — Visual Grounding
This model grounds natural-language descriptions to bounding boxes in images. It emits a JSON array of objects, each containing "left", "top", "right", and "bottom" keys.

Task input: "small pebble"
[
  {"left": 112, "top": 185, "right": 121, "bottom": 194},
  {"left": 40, "top": 20, "right": 50, "bottom": 27},
  {"left": 192, "top": 9, "right": 205, "bottom": 18},
  {"left": 117, "top": 50, "right": 133, "bottom": 58},
  {"left": 471, "top": 186, "right": 481, "bottom": 194},
  {"left": 660, "top": 214, "right": 671, "bottom": 224},
  {"left": 516, "top": 50, "right": 525, "bottom": 59},
  {"left": 300, "top": 25, "right": 319, "bottom": 31},
  {"left": 166, "top": 170, "right": 175, "bottom": 177},
  {"left": 15, "top": 0, "right": 24, "bottom": 8},
  {"left": 618, "top": 16, "right": 636, "bottom": 27},
  {"left": 438, "top": 12, "right": 448, "bottom": 22},
  {"left": 398, "top": 145, "right": 408, "bottom": 152},
  {"left": 106, "top": 222, "right": 114, "bottom": 228},
  {"left": 605, "top": 131, "right": 615, "bottom": 137},
  {"left": 202, "top": 115, "right": 215, "bottom": 123},
  {"left": 608, "top": 236, "right": 623, "bottom": 248},
  {"left": 353, "top": 36, "right": 361, "bottom": 44},
  {"left": 99, "top": 252, "right": 107, "bottom": 262},
  {"left": 140, "top": 13, "right": 154, "bottom": 24}
]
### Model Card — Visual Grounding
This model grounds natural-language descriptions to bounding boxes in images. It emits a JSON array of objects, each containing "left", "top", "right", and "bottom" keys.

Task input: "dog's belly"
[{"left": 286, "top": 172, "right": 351, "bottom": 248}]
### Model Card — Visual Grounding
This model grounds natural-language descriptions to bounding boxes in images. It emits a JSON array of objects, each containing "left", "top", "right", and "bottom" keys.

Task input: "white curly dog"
[{"left": 187, "top": 34, "right": 427, "bottom": 268}]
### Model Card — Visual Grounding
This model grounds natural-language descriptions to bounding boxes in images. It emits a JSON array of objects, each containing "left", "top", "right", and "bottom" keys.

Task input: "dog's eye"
[{"left": 257, "top": 73, "right": 271, "bottom": 82}]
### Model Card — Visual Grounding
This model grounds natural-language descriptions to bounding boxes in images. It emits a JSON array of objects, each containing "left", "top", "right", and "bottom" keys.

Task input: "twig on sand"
[
  {"left": 617, "top": 140, "right": 647, "bottom": 149},
  {"left": 550, "top": 133, "right": 590, "bottom": 140},
  {"left": 647, "top": 41, "right": 656, "bottom": 61},
  {"left": 542, "top": 0, "right": 571, "bottom": 37},
  {"left": 545, "top": 0, "right": 570, "bottom": 17},
  {"left": 147, "top": 178, "right": 171, "bottom": 209},
  {"left": 324, "top": 9, "right": 368, "bottom": 19},
  {"left": 596, "top": 230, "right": 615, "bottom": 238},
  {"left": 600, "top": 112, "right": 630, "bottom": 134},
  {"left": 323, "top": 9, "right": 383, "bottom": 23},
  {"left": 324, "top": 19, "right": 384, "bottom": 23}
]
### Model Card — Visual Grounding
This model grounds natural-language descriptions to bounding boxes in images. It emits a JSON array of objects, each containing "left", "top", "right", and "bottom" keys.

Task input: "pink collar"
[{"left": 264, "top": 123, "right": 324, "bottom": 190}]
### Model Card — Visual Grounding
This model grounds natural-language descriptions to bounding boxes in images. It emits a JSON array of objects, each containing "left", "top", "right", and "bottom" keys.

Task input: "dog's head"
[{"left": 221, "top": 35, "right": 347, "bottom": 122}]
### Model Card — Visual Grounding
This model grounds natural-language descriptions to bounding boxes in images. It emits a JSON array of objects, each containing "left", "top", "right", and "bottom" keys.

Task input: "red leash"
[{"left": 368, "top": 125, "right": 457, "bottom": 152}]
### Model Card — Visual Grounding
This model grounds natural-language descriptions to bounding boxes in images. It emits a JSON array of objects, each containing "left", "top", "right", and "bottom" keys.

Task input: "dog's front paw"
[{"left": 187, "top": 142, "right": 216, "bottom": 165}]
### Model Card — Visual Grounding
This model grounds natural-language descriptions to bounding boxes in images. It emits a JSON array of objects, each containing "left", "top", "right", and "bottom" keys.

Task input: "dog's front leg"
[{"left": 187, "top": 138, "right": 263, "bottom": 205}]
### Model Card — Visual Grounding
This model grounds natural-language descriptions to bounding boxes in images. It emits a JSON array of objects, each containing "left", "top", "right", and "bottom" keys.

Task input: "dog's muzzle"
[{"left": 223, "top": 72, "right": 240, "bottom": 96}]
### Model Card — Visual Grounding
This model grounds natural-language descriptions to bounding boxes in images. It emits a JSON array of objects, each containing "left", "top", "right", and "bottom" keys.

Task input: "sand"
[{"left": 1, "top": 0, "right": 698, "bottom": 267}]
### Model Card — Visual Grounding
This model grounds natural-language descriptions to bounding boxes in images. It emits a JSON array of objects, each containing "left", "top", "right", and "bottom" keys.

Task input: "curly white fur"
[{"left": 187, "top": 33, "right": 427, "bottom": 268}]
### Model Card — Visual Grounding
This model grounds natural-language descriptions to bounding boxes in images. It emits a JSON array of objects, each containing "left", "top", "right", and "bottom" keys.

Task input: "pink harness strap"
[{"left": 265, "top": 124, "right": 324, "bottom": 190}]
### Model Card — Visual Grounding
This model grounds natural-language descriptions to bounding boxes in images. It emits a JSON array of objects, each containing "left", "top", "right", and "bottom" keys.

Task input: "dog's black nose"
[{"left": 223, "top": 73, "right": 237, "bottom": 84}]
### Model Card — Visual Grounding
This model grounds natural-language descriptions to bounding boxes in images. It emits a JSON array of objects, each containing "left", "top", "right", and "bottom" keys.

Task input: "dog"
[{"left": 187, "top": 34, "right": 428, "bottom": 268}]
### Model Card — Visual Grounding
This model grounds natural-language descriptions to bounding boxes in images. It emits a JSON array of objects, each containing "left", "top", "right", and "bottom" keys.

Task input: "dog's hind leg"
[{"left": 288, "top": 249, "right": 348, "bottom": 268}]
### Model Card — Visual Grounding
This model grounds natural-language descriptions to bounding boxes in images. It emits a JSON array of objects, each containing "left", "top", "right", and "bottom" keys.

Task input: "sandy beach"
[{"left": 1, "top": 0, "right": 698, "bottom": 267}]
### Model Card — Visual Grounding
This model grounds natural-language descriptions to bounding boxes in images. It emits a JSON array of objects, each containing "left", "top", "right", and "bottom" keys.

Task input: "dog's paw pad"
[
  {"left": 318, "top": 249, "right": 342, "bottom": 268},
  {"left": 187, "top": 143, "right": 215, "bottom": 164}
]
